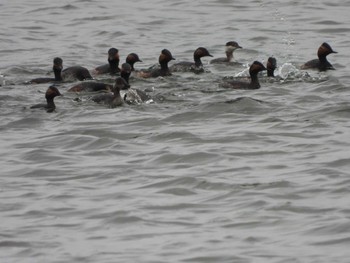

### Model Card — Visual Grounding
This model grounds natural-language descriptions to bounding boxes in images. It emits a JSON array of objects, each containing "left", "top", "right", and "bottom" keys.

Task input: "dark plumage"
[
  {"left": 137, "top": 49, "right": 175, "bottom": 78},
  {"left": 220, "top": 61, "right": 267, "bottom": 89},
  {"left": 126, "top": 53, "right": 142, "bottom": 71},
  {"left": 29, "top": 57, "right": 92, "bottom": 83},
  {"left": 170, "top": 47, "right": 213, "bottom": 73},
  {"left": 267, "top": 57, "right": 277, "bottom": 77},
  {"left": 29, "top": 57, "right": 63, "bottom": 84},
  {"left": 301, "top": 42, "right": 337, "bottom": 71},
  {"left": 30, "top": 86, "right": 62, "bottom": 112},
  {"left": 67, "top": 82, "right": 112, "bottom": 93},
  {"left": 67, "top": 62, "right": 133, "bottom": 93},
  {"left": 120, "top": 63, "right": 132, "bottom": 83},
  {"left": 94, "top": 48, "right": 120, "bottom": 74},
  {"left": 92, "top": 77, "right": 129, "bottom": 108},
  {"left": 62, "top": 65, "right": 93, "bottom": 81}
]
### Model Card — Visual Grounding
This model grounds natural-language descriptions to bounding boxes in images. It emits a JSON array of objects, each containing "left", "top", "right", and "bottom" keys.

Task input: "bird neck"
[
  {"left": 249, "top": 72, "right": 261, "bottom": 89},
  {"left": 267, "top": 69, "right": 275, "bottom": 77},
  {"left": 53, "top": 68, "right": 62, "bottom": 81},
  {"left": 46, "top": 97, "right": 56, "bottom": 112},
  {"left": 109, "top": 59, "right": 120, "bottom": 74},
  {"left": 193, "top": 56, "right": 203, "bottom": 67},
  {"left": 225, "top": 51, "right": 233, "bottom": 62}
]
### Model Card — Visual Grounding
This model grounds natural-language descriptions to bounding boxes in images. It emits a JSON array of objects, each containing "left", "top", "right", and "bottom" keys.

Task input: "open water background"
[{"left": 1, "top": 0, "right": 350, "bottom": 262}]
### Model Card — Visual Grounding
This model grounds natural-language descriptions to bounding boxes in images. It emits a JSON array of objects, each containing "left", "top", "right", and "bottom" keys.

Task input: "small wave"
[
  {"left": 268, "top": 203, "right": 336, "bottom": 214},
  {"left": 225, "top": 96, "right": 264, "bottom": 104},
  {"left": 311, "top": 236, "right": 350, "bottom": 246},
  {"left": 182, "top": 255, "right": 248, "bottom": 263},
  {"left": 139, "top": 176, "right": 199, "bottom": 190},
  {"left": 71, "top": 15, "right": 116, "bottom": 23},
  {"left": 26, "top": 4, "right": 78, "bottom": 13},
  {"left": 157, "top": 187, "right": 196, "bottom": 196},
  {"left": 312, "top": 20, "right": 342, "bottom": 25},
  {"left": 103, "top": 215, "right": 143, "bottom": 225},
  {"left": 0, "top": 241, "right": 31, "bottom": 247},
  {"left": 317, "top": 27, "right": 350, "bottom": 33}
]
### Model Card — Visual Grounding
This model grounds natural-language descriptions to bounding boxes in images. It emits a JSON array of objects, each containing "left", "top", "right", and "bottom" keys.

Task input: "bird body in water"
[
  {"left": 126, "top": 53, "right": 142, "bottom": 71},
  {"left": 220, "top": 61, "right": 267, "bottom": 89},
  {"left": 29, "top": 57, "right": 63, "bottom": 84},
  {"left": 210, "top": 41, "right": 242, "bottom": 64},
  {"left": 267, "top": 57, "right": 277, "bottom": 77},
  {"left": 92, "top": 77, "right": 129, "bottom": 108},
  {"left": 30, "top": 86, "right": 62, "bottom": 112},
  {"left": 94, "top": 48, "right": 120, "bottom": 75},
  {"left": 301, "top": 42, "right": 337, "bottom": 71},
  {"left": 137, "top": 49, "right": 175, "bottom": 78},
  {"left": 67, "top": 61, "right": 134, "bottom": 93},
  {"left": 29, "top": 57, "right": 93, "bottom": 83},
  {"left": 170, "top": 47, "right": 213, "bottom": 73}
]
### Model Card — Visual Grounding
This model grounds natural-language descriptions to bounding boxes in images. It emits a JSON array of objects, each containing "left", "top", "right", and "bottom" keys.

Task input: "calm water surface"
[{"left": 1, "top": 0, "right": 350, "bottom": 262}]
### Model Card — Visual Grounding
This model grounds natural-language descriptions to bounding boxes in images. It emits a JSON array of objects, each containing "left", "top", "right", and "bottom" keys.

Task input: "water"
[{"left": 1, "top": 0, "right": 350, "bottom": 262}]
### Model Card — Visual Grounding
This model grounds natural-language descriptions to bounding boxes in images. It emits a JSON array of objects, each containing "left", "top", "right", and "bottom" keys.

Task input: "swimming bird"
[
  {"left": 94, "top": 48, "right": 120, "bottom": 74},
  {"left": 137, "top": 49, "right": 175, "bottom": 78},
  {"left": 30, "top": 57, "right": 92, "bottom": 83},
  {"left": 120, "top": 63, "right": 132, "bottom": 83},
  {"left": 61, "top": 60, "right": 93, "bottom": 81},
  {"left": 116, "top": 62, "right": 151, "bottom": 104},
  {"left": 267, "top": 57, "right": 277, "bottom": 77},
  {"left": 67, "top": 62, "right": 135, "bottom": 93},
  {"left": 67, "top": 82, "right": 112, "bottom": 93},
  {"left": 126, "top": 53, "right": 142, "bottom": 71},
  {"left": 29, "top": 57, "right": 63, "bottom": 84},
  {"left": 170, "top": 47, "right": 213, "bottom": 73},
  {"left": 210, "top": 41, "right": 242, "bottom": 64},
  {"left": 30, "top": 86, "right": 62, "bottom": 112},
  {"left": 301, "top": 42, "right": 337, "bottom": 71},
  {"left": 220, "top": 61, "right": 267, "bottom": 89},
  {"left": 92, "top": 77, "right": 129, "bottom": 108}
]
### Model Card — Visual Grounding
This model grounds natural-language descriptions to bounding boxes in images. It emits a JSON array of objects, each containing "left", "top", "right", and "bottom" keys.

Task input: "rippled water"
[{"left": 1, "top": 0, "right": 350, "bottom": 262}]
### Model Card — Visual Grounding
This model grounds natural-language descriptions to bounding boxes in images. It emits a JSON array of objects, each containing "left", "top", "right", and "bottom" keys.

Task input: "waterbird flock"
[{"left": 25, "top": 42, "right": 337, "bottom": 112}]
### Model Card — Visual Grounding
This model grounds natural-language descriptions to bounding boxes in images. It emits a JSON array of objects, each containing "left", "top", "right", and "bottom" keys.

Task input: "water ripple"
[{"left": 1, "top": 0, "right": 350, "bottom": 262}]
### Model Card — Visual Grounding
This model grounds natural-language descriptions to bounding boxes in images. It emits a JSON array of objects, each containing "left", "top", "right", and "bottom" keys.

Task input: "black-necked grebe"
[
  {"left": 170, "top": 47, "right": 212, "bottom": 73},
  {"left": 120, "top": 63, "right": 132, "bottom": 83},
  {"left": 301, "top": 42, "right": 337, "bottom": 71},
  {"left": 118, "top": 63, "right": 151, "bottom": 104},
  {"left": 30, "top": 57, "right": 92, "bottom": 83},
  {"left": 94, "top": 48, "right": 120, "bottom": 74},
  {"left": 210, "top": 41, "right": 242, "bottom": 64},
  {"left": 220, "top": 61, "right": 267, "bottom": 89},
  {"left": 67, "top": 82, "right": 112, "bottom": 93},
  {"left": 92, "top": 77, "right": 129, "bottom": 108},
  {"left": 29, "top": 57, "right": 63, "bottom": 84},
  {"left": 137, "top": 49, "right": 175, "bottom": 78},
  {"left": 30, "top": 86, "right": 62, "bottom": 112},
  {"left": 267, "top": 57, "right": 277, "bottom": 77},
  {"left": 62, "top": 66, "right": 93, "bottom": 81},
  {"left": 67, "top": 62, "right": 133, "bottom": 93},
  {"left": 126, "top": 53, "right": 142, "bottom": 71}
]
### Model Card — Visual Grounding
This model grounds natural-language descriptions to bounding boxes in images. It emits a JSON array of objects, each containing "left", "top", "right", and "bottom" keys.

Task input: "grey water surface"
[{"left": 1, "top": 0, "right": 350, "bottom": 262}]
